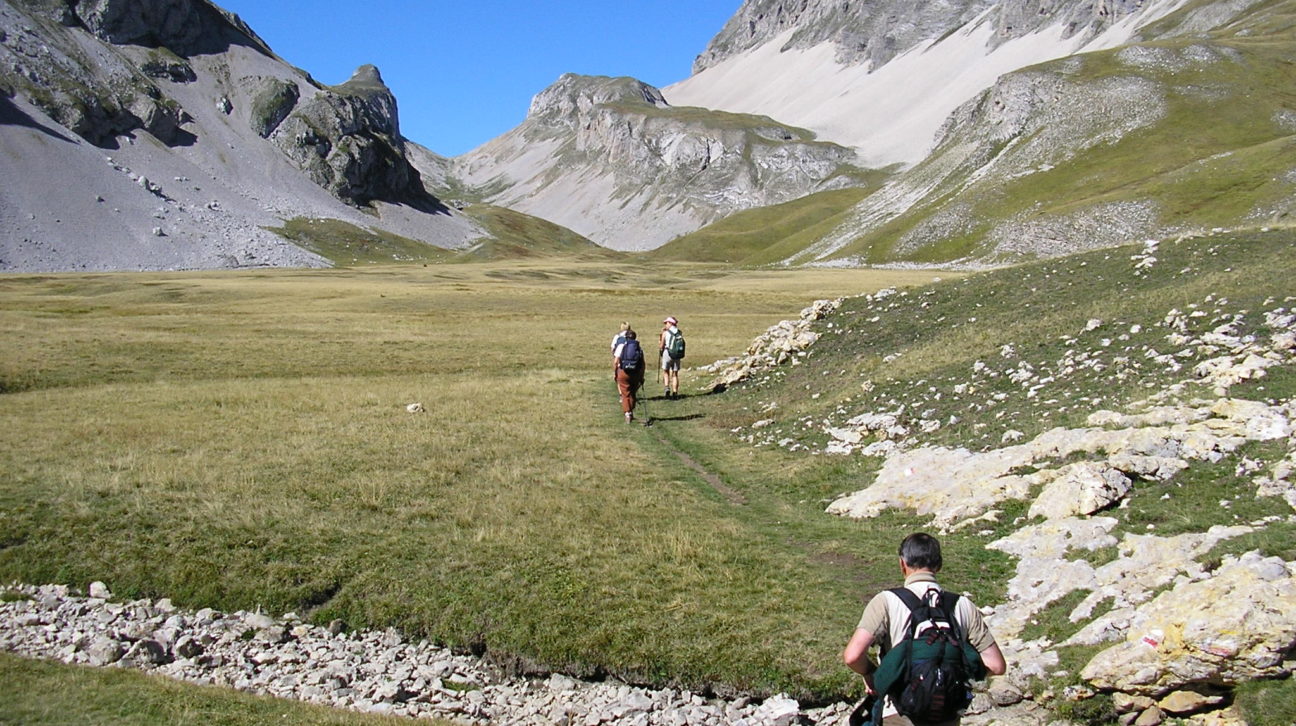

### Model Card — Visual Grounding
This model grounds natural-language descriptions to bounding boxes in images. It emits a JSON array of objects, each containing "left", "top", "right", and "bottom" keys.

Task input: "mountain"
[
  {"left": 3, "top": 0, "right": 1292, "bottom": 270},
  {"left": 672, "top": 0, "right": 1184, "bottom": 167},
  {"left": 657, "top": 0, "right": 1296, "bottom": 265},
  {"left": 450, "top": 73, "right": 872, "bottom": 251},
  {"left": 0, "top": 0, "right": 558, "bottom": 271}
]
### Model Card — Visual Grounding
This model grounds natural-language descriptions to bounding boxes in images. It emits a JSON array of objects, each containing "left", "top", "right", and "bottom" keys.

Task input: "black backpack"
[
  {"left": 873, "top": 588, "right": 985, "bottom": 725},
  {"left": 619, "top": 339, "right": 643, "bottom": 371}
]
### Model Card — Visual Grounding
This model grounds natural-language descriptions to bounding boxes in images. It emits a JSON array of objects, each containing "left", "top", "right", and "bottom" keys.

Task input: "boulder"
[
  {"left": 1028, "top": 462, "right": 1132, "bottom": 520},
  {"left": 1081, "top": 552, "right": 1296, "bottom": 694},
  {"left": 752, "top": 694, "right": 800, "bottom": 726},
  {"left": 85, "top": 635, "right": 124, "bottom": 665},
  {"left": 1157, "top": 689, "right": 1224, "bottom": 714},
  {"left": 1133, "top": 706, "right": 1164, "bottom": 726},
  {"left": 1113, "top": 693, "right": 1156, "bottom": 713}
]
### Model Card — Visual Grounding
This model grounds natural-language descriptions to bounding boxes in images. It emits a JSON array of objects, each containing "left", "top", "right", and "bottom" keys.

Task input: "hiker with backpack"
[
  {"left": 659, "top": 316, "right": 685, "bottom": 399},
  {"left": 842, "top": 533, "right": 1006, "bottom": 725},
  {"left": 610, "top": 321, "right": 631, "bottom": 354},
  {"left": 613, "top": 328, "right": 646, "bottom": 423}
]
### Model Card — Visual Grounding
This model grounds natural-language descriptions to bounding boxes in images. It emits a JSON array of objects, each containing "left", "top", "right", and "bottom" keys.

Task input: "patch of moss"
[{"left": 1236, "top": 675, "right": 1296, "bottom": 726}]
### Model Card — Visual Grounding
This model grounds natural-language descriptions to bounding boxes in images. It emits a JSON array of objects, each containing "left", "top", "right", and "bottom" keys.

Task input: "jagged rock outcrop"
[
  {"left": 269, "top": 65, "right": 429, "bottom": 207},
  {"left": 0, "top": 0, "right": 481, "bottom": 272},
  {"left": 823, "top": 395, "right": 1294, "bottom": 528},
  {"left": 452, "top": 73, "right": 864, "bottom": 250},
  {"left": 61, "top": 0, "right": 270, "bottom": 56},
  {"left": 702, "top": 295, "right": 850, "bottom": 391},
  {"left": 0, "top": 1, "right": 198, "bottom": 146},
  {"left": 1080, "top": 552, "right": 1296, "bottom": 695},
  {"left": 691, "top": 0, "right": 1159, "bottom": 74}
]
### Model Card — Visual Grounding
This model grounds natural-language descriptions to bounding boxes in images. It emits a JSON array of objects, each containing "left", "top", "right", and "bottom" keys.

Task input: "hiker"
[
  {"left": 613, "top": 329, "right": 645, "bottom": 423},
  {"left": 842, "top": 532, "right": 1007, "bottom": 725},
  {"left": 658, "top": 316, "right": 684, "bottom": 399},
  {"left": 610, "top": 321, "right": 631, "bottom": 355}
]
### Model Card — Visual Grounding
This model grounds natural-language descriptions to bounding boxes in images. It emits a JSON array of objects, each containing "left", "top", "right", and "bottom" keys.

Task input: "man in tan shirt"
[{"left": 843, "top": 533, "right": 1007, "bottom": 724}]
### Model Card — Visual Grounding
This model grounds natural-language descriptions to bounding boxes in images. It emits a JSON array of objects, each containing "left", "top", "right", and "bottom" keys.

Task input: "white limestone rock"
[
  {"left": 989, "top": 517, "right": 1119, "bottom": 561},
  {"left": 1028, "top": 462, "right": 1132, "bottom": 520},
  {"left": 1080, "top": 552, "right": 1296, "bottom": 694}
]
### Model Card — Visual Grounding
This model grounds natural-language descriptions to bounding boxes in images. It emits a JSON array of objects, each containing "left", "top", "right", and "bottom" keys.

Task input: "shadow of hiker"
[
  {"left": 650, "top": 392, "right": 703, "bottom": 402},
  {"left": 648, "top": 413, "right": 705, "bottom": 423}
]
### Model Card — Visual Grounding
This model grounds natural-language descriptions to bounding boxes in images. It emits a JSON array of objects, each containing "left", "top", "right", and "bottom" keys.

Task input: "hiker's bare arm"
[
  {"left": 843, "top": 628, "right": 878, "bottom": 693},
  {"left": 843, "top": 628, "right": 875, "bottom": 675},
  {"left": 979, "top": 643, "right": 1007, "bottom": 675}
]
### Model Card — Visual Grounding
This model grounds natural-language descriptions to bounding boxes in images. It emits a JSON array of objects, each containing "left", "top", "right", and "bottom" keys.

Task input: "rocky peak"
[
  {"left": 527, "top": 73, "right": 668, "bottom": 122},
  {"left": 265, "top": 62, "right": 430, "bottom": 207},
  {"left": 454, "top": 72, "right": 863, "bottom": 250},
  {"left": 337, "top": 63, "right": 388, "bottom": 97},
  {"left": 331, "top": 63, "right": 401, "bottom": 139}
]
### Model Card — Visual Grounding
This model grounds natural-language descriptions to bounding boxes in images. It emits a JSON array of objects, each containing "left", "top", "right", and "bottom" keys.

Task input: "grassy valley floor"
[
  {"left": 0, "top": 261, "right": 947, "bottom": 720},
  {"left": 3, "top": 231, "right": 1293, "bottom": 725}
]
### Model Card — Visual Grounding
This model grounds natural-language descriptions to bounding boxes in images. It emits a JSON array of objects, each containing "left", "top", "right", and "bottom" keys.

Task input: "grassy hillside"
[
  {"left": 648, "top": 187, "right": 874, "bottom": 264},
  {"left": 723, "top": 228, "right": 1295, "bottom": 452},
  {"left": 457, "top": 204, "right": 621, "bottom": 261},
  {"left": 269, "top": 207, "right": 613, "bottom": 266}
]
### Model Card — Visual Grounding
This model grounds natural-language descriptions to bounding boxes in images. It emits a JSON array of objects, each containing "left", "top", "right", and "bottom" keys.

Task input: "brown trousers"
[{"left": 616, "top": 368, "right": 643, "bottom": 414}]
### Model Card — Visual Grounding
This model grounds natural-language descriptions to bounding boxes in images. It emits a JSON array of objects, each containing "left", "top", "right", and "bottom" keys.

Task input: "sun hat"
[{"left": 664, "top": 316, "right": 677, "bottom": 325}]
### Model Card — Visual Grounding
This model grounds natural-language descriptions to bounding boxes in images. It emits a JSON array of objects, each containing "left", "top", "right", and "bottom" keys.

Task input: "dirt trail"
[{"left": 651, "top": 430, "right": 747, "bottom": 505}]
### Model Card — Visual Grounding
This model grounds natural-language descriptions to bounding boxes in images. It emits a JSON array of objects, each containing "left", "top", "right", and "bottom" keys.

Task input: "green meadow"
[
  {"left": 3, "top": 226, "right": 1293, "bottom": 724},
  {"left": 0, "top": 261, "right": 950, "bottom": 717}
]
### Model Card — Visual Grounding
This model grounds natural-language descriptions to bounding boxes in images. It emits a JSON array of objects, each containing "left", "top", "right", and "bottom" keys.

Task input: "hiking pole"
[{"left": 636, "top": 378, "right": 652, "bottom": 426}]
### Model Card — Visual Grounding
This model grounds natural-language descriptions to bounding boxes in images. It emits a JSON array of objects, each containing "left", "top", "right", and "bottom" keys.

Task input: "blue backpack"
[{"left": 619, "top": 339, "right": 643, "bottom": 371}]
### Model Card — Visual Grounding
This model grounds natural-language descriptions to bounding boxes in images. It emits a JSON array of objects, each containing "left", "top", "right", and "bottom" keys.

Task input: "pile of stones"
[
  {"left": 0, "top": 582, "right": 845, "bottom": 726},
  {"left": 702, "top": 296, "right": 849, "bottom": 391}
]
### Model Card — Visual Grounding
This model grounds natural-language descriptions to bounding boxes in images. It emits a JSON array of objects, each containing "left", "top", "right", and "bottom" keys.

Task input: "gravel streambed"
[{"left": 0, "top": 582, "right": 847, "bottom": 726}]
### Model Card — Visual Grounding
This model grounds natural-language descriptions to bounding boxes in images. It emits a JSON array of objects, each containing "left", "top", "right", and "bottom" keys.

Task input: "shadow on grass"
[{"left": 649, "top": 413, "right": 706, "bottom": 422}]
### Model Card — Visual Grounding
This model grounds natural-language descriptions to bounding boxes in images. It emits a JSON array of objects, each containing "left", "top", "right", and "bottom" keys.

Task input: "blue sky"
[{"left": 217, "top": 1, "right": 742, "bottom": 157}]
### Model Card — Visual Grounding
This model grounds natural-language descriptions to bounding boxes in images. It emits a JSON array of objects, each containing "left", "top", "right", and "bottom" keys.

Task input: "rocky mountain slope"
[
  {"left": 0, "top": 0, "right": 486, "bottom": 272},
  {"left": 659, "top": 0, "right": 1296, "bottom": 266},
  {"left": 671, "top": 0, "right": 1211, "bottom": 167},
  {"left": 448, "top": 0, "right": 1293, "bottom": 261},
  {"left": 450, "top": 74, "right": 869, "bottom": 251}
]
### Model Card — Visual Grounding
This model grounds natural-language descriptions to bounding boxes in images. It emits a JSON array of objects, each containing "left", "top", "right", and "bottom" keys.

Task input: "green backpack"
[
  {"left": 665, "top": 328, "right": 685, "bottom": 360},
  {"left": 869, "top": 588, "right": 986, "bottom": 725}
]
